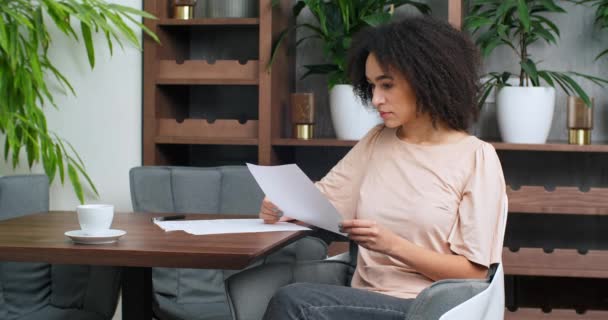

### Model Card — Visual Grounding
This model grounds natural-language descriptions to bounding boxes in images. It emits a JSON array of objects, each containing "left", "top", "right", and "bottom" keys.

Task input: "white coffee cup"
[{"left": 77, "top": 204, "right": 114, "bottom": 235}]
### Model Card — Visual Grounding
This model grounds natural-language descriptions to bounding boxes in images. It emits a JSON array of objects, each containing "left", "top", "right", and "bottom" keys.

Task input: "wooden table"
[{"left": 0, "top": 211, "right": 309, "bottom": 319}]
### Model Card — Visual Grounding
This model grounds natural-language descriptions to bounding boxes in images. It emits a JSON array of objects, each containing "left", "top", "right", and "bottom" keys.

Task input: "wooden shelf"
[
  {"left": 273, "top": 138, "right": 357, "bottom": 147},
  {"left": 503, "top": 248, "right": 608, "bottom": 278},
  {"left": 273, "top": 138, "right": 608, "bottom": 152},
  {"left": 505, "top": 308, "right": 608, "bottom": 319},
  {"left": 155, "top": 136, "right": 258, "bottom": 146},
  {"left": 155, "top": 119, "right": 258, "bottom": 146},
  {"left": 507, "top": 186, "right": 608, "bottom": 215},
  {"left": 157, "top": 60, "right": 259, "bottom": 85},
  {"left": 158, "top": 18, "right": 260, "bottom": 26},
  {"left": 491, "top": 141, "right": 608, "bottom": 152},
  {"left": 157, "top": 119, "right": 258, "bottom": 138}
]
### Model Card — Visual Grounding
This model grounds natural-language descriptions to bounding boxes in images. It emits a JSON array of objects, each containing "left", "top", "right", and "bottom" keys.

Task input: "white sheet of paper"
[
  {"left": 247, "top": 163, "right": 345, "bottom": 235},
  {"left": 154, "top": 219, "right": 310, "bottom": 236}
]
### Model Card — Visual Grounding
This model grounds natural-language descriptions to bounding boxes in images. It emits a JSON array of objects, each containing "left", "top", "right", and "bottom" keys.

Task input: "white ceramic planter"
[
  {"left": 329, "top": 84, "right": 383, "bottom": 140},
  {"left": 496, "top": 86, "right": 556, "bottom": 143}
]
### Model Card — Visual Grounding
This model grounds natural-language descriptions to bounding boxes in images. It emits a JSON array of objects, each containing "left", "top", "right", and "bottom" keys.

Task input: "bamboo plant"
[
  {"left": 0, "top": 0, "right": 158, "bottom": 203},
  {"left": 464, "top": 0, "right": 607, "bottom": 108},
  {"left": 271, "top": 0, "right": 431, "bottom": 89}
]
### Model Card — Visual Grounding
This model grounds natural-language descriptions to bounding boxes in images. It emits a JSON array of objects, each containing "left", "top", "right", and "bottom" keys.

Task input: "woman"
[{"left": 260, "top": 16, "right": 506, "bottom": 320}]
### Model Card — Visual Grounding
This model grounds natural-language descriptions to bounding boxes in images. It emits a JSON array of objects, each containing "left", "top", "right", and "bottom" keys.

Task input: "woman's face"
[{"left": 365, "top": 53, "right": 418, "bottom": 129}]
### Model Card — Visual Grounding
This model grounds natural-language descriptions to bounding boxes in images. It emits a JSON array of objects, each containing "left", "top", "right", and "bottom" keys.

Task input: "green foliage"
[
  {"left": 0, "top": 0, "right": 158, "bottom": 203},
  {"left": 271, "top": 0, "right": 431, "bottom": 89},
  {"left": 464, "top": 0, "right": 607, "bottom": 108},
  {"left": 578, "top": 0, "right": 608, "bottom": 59}
]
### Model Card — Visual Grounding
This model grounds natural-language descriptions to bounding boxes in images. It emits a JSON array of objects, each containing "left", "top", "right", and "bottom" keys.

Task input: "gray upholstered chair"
[
  {"left": 129, "top": 166, "right": 328, "bottom": 320},
  {"left": 226, "top": 199, "right": 509, "bottom": 320},
  {"left": 226, "top": 243, "right": 498, "bottom": 320},
  {"left": 0, "top": 174, "right": 122, "bottom": 320}
]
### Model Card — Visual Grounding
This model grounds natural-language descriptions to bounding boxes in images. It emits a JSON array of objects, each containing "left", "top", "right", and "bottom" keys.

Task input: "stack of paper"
[
  {"left": 154, "top": 218, "right": 310, "bottom": 236},
  {"left": 247, "top": 163, "right": 345, "bottom": 235}
]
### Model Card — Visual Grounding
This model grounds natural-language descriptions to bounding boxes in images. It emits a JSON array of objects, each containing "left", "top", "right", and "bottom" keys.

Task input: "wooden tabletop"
[{"left": 0, "top": 211, "right": 309, "bottom": 269}]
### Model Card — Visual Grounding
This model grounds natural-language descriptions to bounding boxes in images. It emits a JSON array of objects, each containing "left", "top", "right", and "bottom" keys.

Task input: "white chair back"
[{"left": 439, "top": 195, "right": 509, "bottom": 320}]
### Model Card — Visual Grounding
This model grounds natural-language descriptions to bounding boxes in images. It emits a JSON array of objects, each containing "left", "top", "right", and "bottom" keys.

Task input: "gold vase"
[
  {"left": 173, "top": 0, "right": 197, "bottom": 20},
  {"left": 291, "top": 93, "right": 315, "bottom": 140},
  {"left": 567, "top": 96, "right": 593, "bottom": 145}
]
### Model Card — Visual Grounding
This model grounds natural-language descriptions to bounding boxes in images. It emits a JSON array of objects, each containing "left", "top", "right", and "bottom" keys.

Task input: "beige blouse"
[{"left": 316, "top": 125, "right": 506, "bottom": 299}]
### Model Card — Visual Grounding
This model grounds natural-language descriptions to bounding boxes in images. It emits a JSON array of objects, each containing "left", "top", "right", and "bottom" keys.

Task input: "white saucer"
[{"left": 65, "top": 229, "right": 126, "bottom": 245}]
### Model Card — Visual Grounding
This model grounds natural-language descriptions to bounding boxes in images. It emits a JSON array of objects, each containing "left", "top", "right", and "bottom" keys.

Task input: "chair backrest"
[
  {"left": 0, "top": 175, "right": 51, "bottom": 319},
  {"left": 130, "top": 165, "right": 264, "bottom": 215},
  {"left": 0, "top": 174, "right": 122, "bottom": 320},
  {"left": 129, "top": 166, "right": 327, "bottom": 320},
  {"left": 437, "top": 195, "right": 509, "bottom": 320}
]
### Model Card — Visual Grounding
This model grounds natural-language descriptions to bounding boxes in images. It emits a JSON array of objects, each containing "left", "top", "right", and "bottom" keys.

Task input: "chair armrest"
[
  {"left": 226, "top": 260, "right": 352, "bottom": 320},
  {"left": 405, "top": 278, "right": 489, "bottom": 320},
  {"left": 226, "top": 263, "right": 294, "bottom": 320}
]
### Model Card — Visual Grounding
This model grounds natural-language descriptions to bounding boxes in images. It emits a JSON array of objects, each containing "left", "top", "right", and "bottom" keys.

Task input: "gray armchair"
[
  {"left": 0, "top": 174, "right": 122, "bottom": 320},
  {"left": 129, "top": 166, "right": 328, "bottom": 320},
  {"left": 226, "top": 242, "right": 496, "bottom": 320}
]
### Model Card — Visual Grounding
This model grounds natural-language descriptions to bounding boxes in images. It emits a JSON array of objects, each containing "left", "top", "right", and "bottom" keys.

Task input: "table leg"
[{"left": 122, "top": 266, "right": 153, "bottom": 319}]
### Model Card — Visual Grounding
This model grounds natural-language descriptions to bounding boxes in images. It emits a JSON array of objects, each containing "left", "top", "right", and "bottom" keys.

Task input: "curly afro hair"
[{"left": 347, "top": 16, "right": 481, "bottom": 131}]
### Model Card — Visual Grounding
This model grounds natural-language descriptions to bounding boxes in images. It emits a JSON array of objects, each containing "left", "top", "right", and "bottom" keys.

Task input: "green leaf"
[
  {"left": 534, "top": 15, "right": 559, "bottom": 37},
  {"left": 464, "top": 16, "right": 494, "bottom": 31},
  {"left": 107, "top": 3, "right": 157, "bottom": 19},
  {"left": 362, "top": 12, "right": 392, "bottom": 27},
  {"left": 300, "top": 64, "right": 340, "bottom": 79},
  {"left": 538, "top": 0, "right": 566, "bottom": 13},
  {"left": 520, "top": 59, "right": 539, "bottom": 86},
  {"left": 595, "top": 48, "right": 608, "bottom": 60},
  {"left": 517, "top": 0, "right": 531, "bottom": 32},
  {"left": 537, "top": 70, "right": 554, "bottom": 87},
  {"left": 56, "top": 144, "right": 65, "bottom": 184},
  {"left": 569, "top": 71, "right": 608, "bottom": 87},
  {"left": 267, "top": 27, "right": 290, "bottom": 71},
  {"left": 560, "top": 74, "right": 591, "bottom": 107},
  {"left": 80, "top": 21, "right": 95, "bottom": 68},
  {"left": 68, "top": 163, "right": 84, "bottom": 204}
]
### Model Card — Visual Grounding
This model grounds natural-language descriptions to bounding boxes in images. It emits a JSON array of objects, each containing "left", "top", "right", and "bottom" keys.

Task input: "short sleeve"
[
  {"left": 448, "top": 142, "right": 507, "bottom": 267},
  {"left": 315, "top": 125, "right": 384, "bottom": 220}
]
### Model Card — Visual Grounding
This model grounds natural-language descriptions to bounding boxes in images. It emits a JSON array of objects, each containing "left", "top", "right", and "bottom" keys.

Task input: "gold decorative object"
[
  {"left": 173, "top": 0, "right": 197, "bottom": 20},
  {"left": 291, "top": 93, "right": 315, "bottom": 140},
  {"left": 567, "top": 96, "right": 593, "bottom": 145}
]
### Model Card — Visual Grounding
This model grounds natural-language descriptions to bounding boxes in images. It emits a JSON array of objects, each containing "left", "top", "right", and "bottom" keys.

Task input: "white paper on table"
[
  {"left": 154, "top": 219, "right": 311, "bottom": 236},
  {"left": 246, "top": 163, "right": 345, "bottom": 235}
]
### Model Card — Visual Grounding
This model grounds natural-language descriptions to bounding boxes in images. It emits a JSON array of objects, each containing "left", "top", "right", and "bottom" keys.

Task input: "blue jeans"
[{"left": 263, "top": 283, "right": 413, "bottom": 320}]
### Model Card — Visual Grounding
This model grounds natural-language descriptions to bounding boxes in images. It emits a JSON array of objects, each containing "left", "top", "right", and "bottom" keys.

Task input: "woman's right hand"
[{"left": 260, "top": 197, "right": 284, "bottom": 224}]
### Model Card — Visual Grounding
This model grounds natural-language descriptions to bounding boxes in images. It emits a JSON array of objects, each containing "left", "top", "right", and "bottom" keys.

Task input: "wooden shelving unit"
[
  {"left": 143, "top": 0, "right": 608, "bottom": 317},
  {"left": 143, "top": 0, "right": 291, "bottom": 166}
]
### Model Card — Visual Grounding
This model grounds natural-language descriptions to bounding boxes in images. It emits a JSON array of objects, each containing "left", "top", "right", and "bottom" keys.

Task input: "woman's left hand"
[{"left": 340, "top": 219, "right": 400, "bottom": 255}]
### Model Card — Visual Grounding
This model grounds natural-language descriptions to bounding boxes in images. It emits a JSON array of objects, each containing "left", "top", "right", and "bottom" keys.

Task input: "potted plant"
[
  {"left": 465, "top": 0, "right": 607, "bottom": 143},
  {"left": 272, "top": 0, "right": 431, "bottom": 140},
  {"left": 0, "top": 1, "right": 158, "bottom": 202}
]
